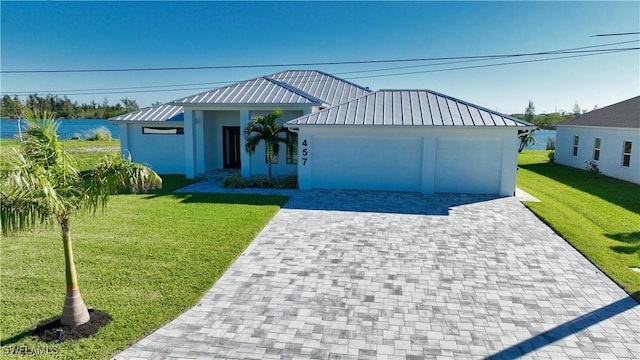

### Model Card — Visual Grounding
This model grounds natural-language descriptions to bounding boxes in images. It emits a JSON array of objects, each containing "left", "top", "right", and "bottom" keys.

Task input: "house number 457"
[{"left": 302, "top": 139, "right": 309, "bottom": 166}]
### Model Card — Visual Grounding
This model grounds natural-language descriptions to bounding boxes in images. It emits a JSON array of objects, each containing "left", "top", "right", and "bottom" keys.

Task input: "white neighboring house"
[
  {"left": 555, "top": 96, "right": 640, "bottom": 184},
  {"left": 110, "top": 70, "right": 535, "bottom": 196}
]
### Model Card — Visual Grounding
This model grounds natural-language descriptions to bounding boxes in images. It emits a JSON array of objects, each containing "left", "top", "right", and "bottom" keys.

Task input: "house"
[
  {"left": 285, "top": 90, "right": 534, "bottom": 196},
  {"left": 110, "top": 70, "right": 535, "bottom": 196},
  {"left": 555, "top": 96, "right": 640, "bottom": 184}
]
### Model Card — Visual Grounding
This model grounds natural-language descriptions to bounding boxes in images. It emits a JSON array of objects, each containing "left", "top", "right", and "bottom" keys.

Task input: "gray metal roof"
[
  {"left": 267, "top": 70, "right": 371, "bottom": 106},
  {"left": 286, "top": 90, "right": 535, "bottom": 127},
  {"left": 172, "top": 76, "right": 325, "bottom": 105},
  {"left": 109, "top": 104, "right": 184, "bottom": 122},
  {"left": 556, "top": 96, "right": 640, "bottom": 129}
]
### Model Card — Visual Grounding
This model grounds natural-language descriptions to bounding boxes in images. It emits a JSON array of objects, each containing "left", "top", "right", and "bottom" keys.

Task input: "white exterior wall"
[
  {"left": 556, "top": 125, "right": 640, "bottom": 184},
  {"left": 296, "top": 126, "right": 519, "bottom": 196},
  {"left": 118, "top": 122, "right": 185, "bottom": 174},
  {"left": 180, "top": 105, "right": 312, "bottom": 178},
  {"left": 245, "top": 110, "right": 302, "bottom": 177}
]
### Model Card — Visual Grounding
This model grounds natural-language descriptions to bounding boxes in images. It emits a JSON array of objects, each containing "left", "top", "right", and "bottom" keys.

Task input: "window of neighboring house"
[
  {"left": 573, "top": 135, "right": 579, "bottom": 156},
  {"left": 286, "top": 131, "right": 298, "bottom": 164},
  {"left": 593, "top": 137, "right": 601, "bottom": 161},
  {"left": 142, "top": 127, "right": 184, "bottom": 135},
  {"left": 265, "top": 143, "right": 279, "bottom": 164},
  {"left": 622, "top": 141, "right": 632, "bottom": 167}
]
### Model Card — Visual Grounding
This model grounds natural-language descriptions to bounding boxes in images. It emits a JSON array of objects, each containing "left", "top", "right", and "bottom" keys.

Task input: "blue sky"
[{"left": 1, "top": 1, "right": 638, "bottom": 114}]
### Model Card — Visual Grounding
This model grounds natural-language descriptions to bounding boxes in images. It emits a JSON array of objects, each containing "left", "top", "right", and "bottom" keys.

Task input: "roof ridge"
[
  {"left": 268, "top": 69, "right": 372, "bottom": 92},
  {"left": 264, "top": 76, "right": 327, "bottom": 105}
]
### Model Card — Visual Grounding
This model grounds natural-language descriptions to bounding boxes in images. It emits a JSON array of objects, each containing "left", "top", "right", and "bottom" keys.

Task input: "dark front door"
[{"left": 223, "top": 126, "right": 241, "bottom": 168}]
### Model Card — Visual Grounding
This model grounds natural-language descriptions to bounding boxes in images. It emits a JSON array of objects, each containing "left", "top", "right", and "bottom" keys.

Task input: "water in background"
[
  {"left": 0, "top": 118, "right": 120, "bottom": 140},
  {"left": 526, "top": 129, "right": 556, "bottom": 150}
]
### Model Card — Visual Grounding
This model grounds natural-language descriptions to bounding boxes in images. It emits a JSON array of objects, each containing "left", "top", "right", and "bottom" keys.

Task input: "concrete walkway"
[{"left": 115, "top": 186, "right": 639, "bottom": 359}]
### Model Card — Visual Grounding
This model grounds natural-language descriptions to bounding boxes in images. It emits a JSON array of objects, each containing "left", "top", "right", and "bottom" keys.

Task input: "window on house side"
[
  {"left": 573, "top": 135, "right": 579, "bottom": 156},
  {"left": 142, "top": 127, "right": 184, "bottom": 135},
  {"left": 593, "top": 138, "right": 601, "bottom": 161},
  {"left": 286, "top": 131, "right": 298, "bottom": 164},
  {"left": 622, "top": 141, "right": 632, "bottom": 167},
  {"left": 265, "top": 143, "right": 279, "bottom": 164}
]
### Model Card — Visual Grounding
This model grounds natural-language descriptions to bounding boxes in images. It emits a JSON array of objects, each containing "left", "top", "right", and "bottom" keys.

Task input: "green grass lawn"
[
  {"left": 1, "top": 140, "right": 289, "bottom": 359},
  {"left": 517, "top": 150, "right": 640, "bottom": 301}
]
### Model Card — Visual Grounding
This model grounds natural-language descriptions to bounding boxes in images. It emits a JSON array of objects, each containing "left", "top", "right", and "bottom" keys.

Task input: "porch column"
[
  {"left": 184, "top": 109, "right": 196, "bottom": 179},
  {"left": 194, "top": 110, "right": 205, "bottom": 176},
  {"left": 240, "top": 110, "right": 251, "bottom": 178}
]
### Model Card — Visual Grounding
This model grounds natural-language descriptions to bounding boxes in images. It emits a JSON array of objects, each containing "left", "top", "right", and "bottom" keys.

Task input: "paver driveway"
[{"left": 115, "top": 189, "right": 639, "bottom": 359}]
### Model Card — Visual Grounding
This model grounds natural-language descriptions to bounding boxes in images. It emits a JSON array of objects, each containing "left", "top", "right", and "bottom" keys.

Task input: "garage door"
[
  {"left": 435, "top": 138, "right": 502, "bottom": 194},
  {"left": 311, "top": 136, "right": 422, "bottom": 192}
]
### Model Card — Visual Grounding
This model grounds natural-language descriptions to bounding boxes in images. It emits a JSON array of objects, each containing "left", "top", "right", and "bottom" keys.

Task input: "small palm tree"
[
  {"left": 0, "top": 111, "right": 162, "bottom": 326},
  {"left": 244, "top": 109, "right": 294, "bottom": 180},
  {"left": 518, "top": 130, "right": 537, "bottom": 152}
]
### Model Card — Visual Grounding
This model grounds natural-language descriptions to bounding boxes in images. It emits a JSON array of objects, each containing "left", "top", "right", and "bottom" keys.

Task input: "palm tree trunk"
[{"left": 60, "top": 217, "right": 90, "bottom": 326}]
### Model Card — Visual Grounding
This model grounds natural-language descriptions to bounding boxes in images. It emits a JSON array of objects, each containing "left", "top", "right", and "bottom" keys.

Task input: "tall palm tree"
[
  {"left": 244, "top": 109, "right": 295, "bottom": 180},
  {"left": 0, "top": 111, "right": 162, "bottom": 326}
]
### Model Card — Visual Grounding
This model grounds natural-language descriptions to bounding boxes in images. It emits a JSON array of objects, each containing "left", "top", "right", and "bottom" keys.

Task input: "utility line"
[
  {"left": 3, "top": 48, "right": 634, "bottom": 97},
  {"left": 591, "top": 32, "right": 640, "bottom": 37},
  {"left": 1, "top": 40, "right": 637, "bottom": 74}
]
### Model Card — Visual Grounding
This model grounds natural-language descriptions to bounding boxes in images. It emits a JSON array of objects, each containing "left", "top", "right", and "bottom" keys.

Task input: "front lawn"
[
  {"left": 517, "top": 150, "right": 640, "bottom": 301},
  {"left": 1, "top": 177, "right": 288, "bottom": 359}
]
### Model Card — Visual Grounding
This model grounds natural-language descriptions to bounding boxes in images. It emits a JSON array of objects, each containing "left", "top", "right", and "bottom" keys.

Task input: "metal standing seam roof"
[
  {"left": 172, "top": 76, "right": 326, "bottom": 105},
  {"left": 109, "top": 104, "right": 184, "bottom": 122},
  {"left": 285, "top": 90, "right": 535, "bottom": 128},
  {"left": 267, "top": 70, "right": 371, "bottom": 106}
]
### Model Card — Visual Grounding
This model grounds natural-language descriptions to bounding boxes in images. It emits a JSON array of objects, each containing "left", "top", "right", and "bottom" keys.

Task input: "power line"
[
  {"left": 591, "top": 32, "right": 640, "bottom": 37},
  {"left": 2, "top": 40, "right": 637, "bottom": 74},
  {"left": 3, "top": 48, "right": 634, "bottom": 98}
]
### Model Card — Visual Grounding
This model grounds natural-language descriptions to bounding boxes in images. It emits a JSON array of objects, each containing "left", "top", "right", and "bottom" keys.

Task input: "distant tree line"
[
  {"left": 1, "top": 94, "right": 141, "bottom": 119},
  {"left": 512, "top": 101, "right": 596, "bottom": 129}
]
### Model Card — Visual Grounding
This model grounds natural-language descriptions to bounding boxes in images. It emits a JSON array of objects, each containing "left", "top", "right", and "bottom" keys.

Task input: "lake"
[
  {"left": 0, "top": 118, "right": 120, "bottom": 140},
  {"left": 526, "top": 129, "right": 556, "bottom": 150},
  {"left": 1, "top": 118, "right": 555, "bottom": 150}
]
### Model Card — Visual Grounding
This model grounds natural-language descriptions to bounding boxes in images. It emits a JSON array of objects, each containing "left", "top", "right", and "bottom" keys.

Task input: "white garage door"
[
  {"left": 435, "top": 138, "right": 502, "bottom": 194},
  {"left": 311, "top": 136, "right": 422, "bottom": 192}
]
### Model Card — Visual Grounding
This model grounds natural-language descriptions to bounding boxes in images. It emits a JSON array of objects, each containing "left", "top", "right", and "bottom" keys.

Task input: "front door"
[{"left": 223, "top": 126, "right": 241, "bottom": 168}]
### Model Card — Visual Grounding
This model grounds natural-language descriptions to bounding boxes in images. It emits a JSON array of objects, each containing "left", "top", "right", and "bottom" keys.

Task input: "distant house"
[
  {"left": 110, "top": 70, "right": 535, "bottom": 196},
  {"left": 555, "top": 96, "right": 640, "bottom": 184}
]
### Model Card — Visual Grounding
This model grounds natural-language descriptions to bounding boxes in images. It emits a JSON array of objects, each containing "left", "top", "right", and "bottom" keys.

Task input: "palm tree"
[
  {"left": 244, "top": 109, "right": 295, "bottom": 180},
  {"left": 518, "top": 129, "right": 537, "bottom": 152},
  {"left": 0, "top": 111, "right": 162, "bottom": 326}
]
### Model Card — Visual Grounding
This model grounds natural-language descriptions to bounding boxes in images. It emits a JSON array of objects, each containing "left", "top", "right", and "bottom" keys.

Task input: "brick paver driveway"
[{"left": 115, "top": 190, "right": 639, "bottom": 359}]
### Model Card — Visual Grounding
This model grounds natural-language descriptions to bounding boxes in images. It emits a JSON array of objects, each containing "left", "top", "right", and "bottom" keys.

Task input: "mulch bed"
[{"left": 30, "top": 309, "right": 112, "bottom": 343}]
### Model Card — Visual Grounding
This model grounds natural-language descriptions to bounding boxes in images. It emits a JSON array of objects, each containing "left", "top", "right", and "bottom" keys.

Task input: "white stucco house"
[
  {"left": 110, "top": 70, "right": 535, "bottom": 196},
  {"left": 555, "top": 96, "right": 640, "bottom": 184}
]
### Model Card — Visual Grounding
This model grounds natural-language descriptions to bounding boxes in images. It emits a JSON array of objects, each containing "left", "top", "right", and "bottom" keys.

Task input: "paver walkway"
[{"left": 115, "top": 185, "right": 639, "bottom": 359}]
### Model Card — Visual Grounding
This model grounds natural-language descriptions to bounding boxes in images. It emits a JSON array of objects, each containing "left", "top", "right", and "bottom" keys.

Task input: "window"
[
  {"left": 265, "top": 143, "right": 279, "bottom": 164},
  {"left": 573, "top": 135, "right": 579, "bottom": 156},
  {"left": 593, "top": 138, "right": 601, "bottom": 161},
  {"left": 286, "top": 131, "right": 298, "bottom": 164},
  {"left": 142, "top": 127, "right": 184, "bottom": 135},
  {"left": 622, "top": 141, "right": 632, "bottom": 167}
]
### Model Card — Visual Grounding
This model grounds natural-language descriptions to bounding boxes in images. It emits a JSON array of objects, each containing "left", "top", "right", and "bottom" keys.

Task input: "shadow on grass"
[
  {"left": 170, "top": 192, "right": 289, "bottom": 207},
  {"left": 0, "top": 330, "right": 30, "bottom": 346},
  {"left": 608, "top": 231, "right": 640, "bottom": 255},
  {"left": 519, "top": 163, "right": 640, "bottom": 214},
  {"left": 486, "top": 293, "right": 639, "bottom": 359}
]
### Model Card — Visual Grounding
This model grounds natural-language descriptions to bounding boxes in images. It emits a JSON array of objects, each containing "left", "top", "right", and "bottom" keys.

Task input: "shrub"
[
  {"left": 548, "top": 151, "right": 556, "bottom": 164},
  {"left": 585, "top": 160, "right": 600, "bottom": 177},
  {"left": 220, "top": 174, "right": 298, "bottom": 189},
  {"left": 220, "top": 173, "right": 246, "bottom": 188},
  {"left": 86, "top": 126, "right": 112, "bottom": 141},
  {"left": 546, "top": 137, "right": 555, "bottom": 150}
]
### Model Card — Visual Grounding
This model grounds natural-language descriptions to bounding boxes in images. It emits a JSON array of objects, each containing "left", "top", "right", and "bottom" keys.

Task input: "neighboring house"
[
  {"left": 110, "top": 70, "right": 535, "bottom": 196},
  {"left": 555, "top": 96, "right": 640, "bottom": 184}
]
